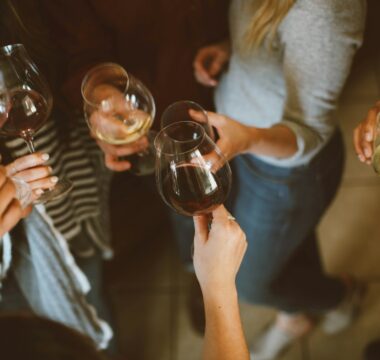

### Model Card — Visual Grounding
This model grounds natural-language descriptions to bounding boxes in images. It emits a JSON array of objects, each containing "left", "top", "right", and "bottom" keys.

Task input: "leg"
[{"left": 232, "top": 132, "right": 345, "bottom": 313}]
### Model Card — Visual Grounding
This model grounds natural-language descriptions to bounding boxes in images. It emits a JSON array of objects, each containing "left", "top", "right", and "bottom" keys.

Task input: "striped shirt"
[{"left": 3, "top": 116, "right": 113, "bottom": 258}]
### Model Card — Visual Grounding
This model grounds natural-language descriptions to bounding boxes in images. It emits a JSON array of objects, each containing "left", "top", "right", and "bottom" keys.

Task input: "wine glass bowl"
[
  {"left": 82, "top": 63, "right": 155, "bottom": 144},
  {"left": 0, "top": 44, "right": 53, "bottom": 148},
  {"left": 155, "top": 121, "right": 231, "bottom": 216},
  {"left": 82, "top": 63, "right": 156, "bottom": 175},
  {"left": 160, "top": 100, "right": 214, "bottom": 139},
  {"left": 0, "top": 44, "right": 73, "bottom": 202}
]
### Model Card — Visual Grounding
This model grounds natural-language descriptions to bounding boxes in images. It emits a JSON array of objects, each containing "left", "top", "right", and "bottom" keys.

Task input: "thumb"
[
  {"left": 211, "top": 205, "right": 230, "bottom": 224},
  {"left": 206, "top": 111, "right": 224, "bottom": 129}
]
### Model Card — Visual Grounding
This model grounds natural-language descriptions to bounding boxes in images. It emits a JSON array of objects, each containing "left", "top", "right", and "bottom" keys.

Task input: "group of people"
[{"left": 0, "top": 0, "right": 378, "bottom": 359}]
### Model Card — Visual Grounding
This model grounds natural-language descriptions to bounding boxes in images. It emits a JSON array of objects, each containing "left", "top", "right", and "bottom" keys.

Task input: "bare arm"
[{"left": 193, "top": 206, "right": 249, "bottom": 360}]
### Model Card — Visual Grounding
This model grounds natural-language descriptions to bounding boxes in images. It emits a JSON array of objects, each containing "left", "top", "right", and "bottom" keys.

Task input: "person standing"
[{"left": 194, "top": 0, "right": 367, "bottom": 358}]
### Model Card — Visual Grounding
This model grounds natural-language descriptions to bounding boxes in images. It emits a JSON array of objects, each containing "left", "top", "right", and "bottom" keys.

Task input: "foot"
[
  {"left": 321, "top": 277, "right": 366, "bottom": 335},
  {"left": 250, "top": 313, "right": 313, "bottom": 360}
]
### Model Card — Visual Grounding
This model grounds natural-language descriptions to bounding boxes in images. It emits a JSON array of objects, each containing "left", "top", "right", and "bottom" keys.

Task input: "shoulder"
[{"left": 281, "top": 0, "right": 366, "bottom": 45}]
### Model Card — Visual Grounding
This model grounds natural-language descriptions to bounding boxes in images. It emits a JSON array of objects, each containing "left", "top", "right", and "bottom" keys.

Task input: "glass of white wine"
[{"left": 81, "top": 63, "right": 156, "bottom": 175}]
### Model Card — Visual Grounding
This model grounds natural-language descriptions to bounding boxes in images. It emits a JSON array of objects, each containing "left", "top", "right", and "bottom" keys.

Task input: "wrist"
[
  {"left": 242, "top": 126, "right": 261, "bottom": 155},
  {"left": 201, "top": 282, "right": 238, "bottom": 304}
]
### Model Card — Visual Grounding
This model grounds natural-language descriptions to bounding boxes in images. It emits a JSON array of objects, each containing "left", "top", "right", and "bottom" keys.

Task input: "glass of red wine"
[
  {"left": 160, "top": 100, "right": 215, "bottom": 140},
  {"left": 0, "top": 44, "right": 73, "bottom": 202},
  {"left": 154, "top": 121, "right": 231, "bottom": 216}
]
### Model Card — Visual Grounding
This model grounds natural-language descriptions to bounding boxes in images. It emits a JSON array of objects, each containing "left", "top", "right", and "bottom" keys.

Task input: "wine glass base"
[{"left": 34, "top": 178, "right": 74, "bottom": 204}]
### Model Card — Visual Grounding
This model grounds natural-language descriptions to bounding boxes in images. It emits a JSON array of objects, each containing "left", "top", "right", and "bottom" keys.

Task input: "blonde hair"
[{"left": 244, "top": 0, "right": 296, "bottom": 50}]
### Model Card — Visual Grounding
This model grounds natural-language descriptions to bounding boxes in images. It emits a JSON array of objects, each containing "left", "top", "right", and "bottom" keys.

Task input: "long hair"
[{"left": 244, "top": 0, "right": 296, "bottom": 50}]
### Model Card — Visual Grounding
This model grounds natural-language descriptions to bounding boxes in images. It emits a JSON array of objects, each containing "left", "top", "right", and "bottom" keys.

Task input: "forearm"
[
  {"left": 202, "top": 287, "right": 249, "bottom": 360},
  {"left": 247, "top": 124, "right": 298, "bottom": 159}
]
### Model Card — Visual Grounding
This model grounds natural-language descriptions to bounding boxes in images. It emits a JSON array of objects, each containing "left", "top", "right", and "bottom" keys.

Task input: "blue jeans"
[
  {"left": 173, "top": 131, "right": 345, "bottom": 313},
  {"left": 230, "top": 131, "right": 345, "bottom": 313}
]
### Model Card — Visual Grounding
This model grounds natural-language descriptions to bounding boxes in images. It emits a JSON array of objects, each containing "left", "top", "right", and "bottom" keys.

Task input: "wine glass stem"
[{"left": 23, "top": 136, "right": 36, "bottom": 153}]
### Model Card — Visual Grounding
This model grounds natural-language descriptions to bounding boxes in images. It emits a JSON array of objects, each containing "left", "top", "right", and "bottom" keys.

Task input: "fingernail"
[
  {"left": 358, "top": 154, "right": 365, "bottom": 162},
  {"left": 35, "top": 189, "right": 44, "bottom": 196},
  {"left": 50, "top": 176, "right": 59, "bottom": 183},
  {"left": 364, "top": 148, "right": 371, "bottom": 157},
  {"left": 41, "top": 153, "right": 50, "bottom": 161}
]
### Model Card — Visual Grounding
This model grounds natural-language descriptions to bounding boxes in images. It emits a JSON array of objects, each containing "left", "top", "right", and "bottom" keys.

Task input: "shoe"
[
  {"left": 364, "top": 339, "right": 380, "bottom": 360},
  {"left": 250, "top": 314, "right": 312, "bottom": 360},
  {"left": 187, "top": 275, "right": 205, "bottom": 335},
  {"left": 250, "top": 325, "right": 298, "bottom": 360},
  {"left": 321, "top": 278, "right": 366, "bottom": 335}
]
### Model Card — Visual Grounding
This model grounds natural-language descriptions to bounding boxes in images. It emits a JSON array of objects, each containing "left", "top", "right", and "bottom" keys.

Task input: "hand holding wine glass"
[
  {"left": 6, "top": 152, "right": 58, "bottom": 203},
  {"left": 0, "top": 44, "right": 73, "bottom": 202},
  {"left": 353, "top": 100, "right": 380, "bottom": 169},
  {"left": 155, "top": 121, "right": 231, "bottom": 216},
  {"left": 193, "top": 205, "right": 247, "bottom": 294},
  {"left": 82, "top": 63, "right": 156, "bottom": 175},
  {"left": 161, "top": 100, "right": 215, "bottom": 140}
]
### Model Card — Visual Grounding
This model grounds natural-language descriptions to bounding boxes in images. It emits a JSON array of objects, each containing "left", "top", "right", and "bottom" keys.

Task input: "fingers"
[
  {"left": 354, "top": 104, "right": 380, "bottom": 164},
  {"left": 353, "top": 124, "right": 365, "bottom": 162},
  {"left": 104, "top": 154, "right": 131, "bottom": 172},
  {"left": 205, "top": 111, "right": 226, "bottom": 129},
  {"left": 211, "top": 205, "right": 231, "bottom": 224},
  {"left": 12, "top": 165, "right": 52, "bottom": 183},
  {"left": 363, "top": 107, "right": 378, "bottom": 142},
  {"left": 28, "top": 175, "right": 58, "bottom": 191},
  {"left": 193, "top": 215, "right": 209, "bottom": 245},
  {"left": 6, "top": 153, "right": 49, "bottom": 176},
  {"left": 193, "top": 48, "right": 219, "bottom": 87}
]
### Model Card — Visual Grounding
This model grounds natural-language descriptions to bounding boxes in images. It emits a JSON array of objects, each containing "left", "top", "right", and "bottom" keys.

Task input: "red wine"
[
  {"left": 0, "top": 88, "right": 49, "bottom": 138},
  {"left": 162, "top": 163, "right": 229, "bottom": 216}
]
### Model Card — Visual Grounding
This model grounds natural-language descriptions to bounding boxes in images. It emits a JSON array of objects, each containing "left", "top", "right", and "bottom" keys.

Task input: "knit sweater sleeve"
[{"left": 278, "top": 0, "right": 366, "bottom": 162}]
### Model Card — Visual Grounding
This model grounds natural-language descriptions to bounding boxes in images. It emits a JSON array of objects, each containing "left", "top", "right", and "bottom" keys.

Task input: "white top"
[{"left": 215, "top": 0, "right": 366, "bottom": 167}]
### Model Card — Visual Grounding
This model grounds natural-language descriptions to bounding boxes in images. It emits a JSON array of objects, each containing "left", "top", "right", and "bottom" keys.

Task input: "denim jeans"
[
  {"left": 230, "top": 131, "right": 345, "bottom": 313},
  {"left": 173, "top": 130, "right": 346, "bottom": 313}
]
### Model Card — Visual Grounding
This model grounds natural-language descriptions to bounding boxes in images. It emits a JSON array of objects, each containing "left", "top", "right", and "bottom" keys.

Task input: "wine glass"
[
  {"left": 161, "top": 100, "right": 215, "bottom": 139},
  {"left": 81, "top": 63, "right": 156, "bottom": 176},
  {"left": 0, "top": 44, "right": 73, "bottom": 203},
  {"left": 154, "top": 121, "right": 231, "bottom": 216}
]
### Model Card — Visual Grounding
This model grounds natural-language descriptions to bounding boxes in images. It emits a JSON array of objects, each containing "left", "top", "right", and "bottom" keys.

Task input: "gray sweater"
[{"left": 215, "top": 0, "right": 366, "bottom": 167}]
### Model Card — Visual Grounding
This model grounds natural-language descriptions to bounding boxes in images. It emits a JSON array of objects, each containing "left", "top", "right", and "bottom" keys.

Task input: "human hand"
[
  {"left": 193, "top": 41, "right": 231, "bottom": 87},
  {"left": 193, "top": 206, "right": 247, "bottom": 295},
  {"left": 206, "top": 111, "right": 257, "bottom": 161},
  {"left": 0, "top": 167, "right": 23, "bottom": 237},
  {"left": 6, "top": 153, "right": 56, "bottom": 201},
  {"left": 95, "top": 136, "right": 148, "bottom": 171},
  {"left": 86, "top": 84, "right": 150, "bottom": 172},
  {"left": 353, "top": 101, "right": 380, "bottom": 164}
]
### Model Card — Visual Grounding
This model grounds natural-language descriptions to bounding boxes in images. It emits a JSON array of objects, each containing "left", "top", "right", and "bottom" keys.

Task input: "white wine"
[
  {"left": 372, "top": 144, "right": 380, "bottom": 174},
  {"left": 93, "top": 109, "right": 153, "bottom": 145}
]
